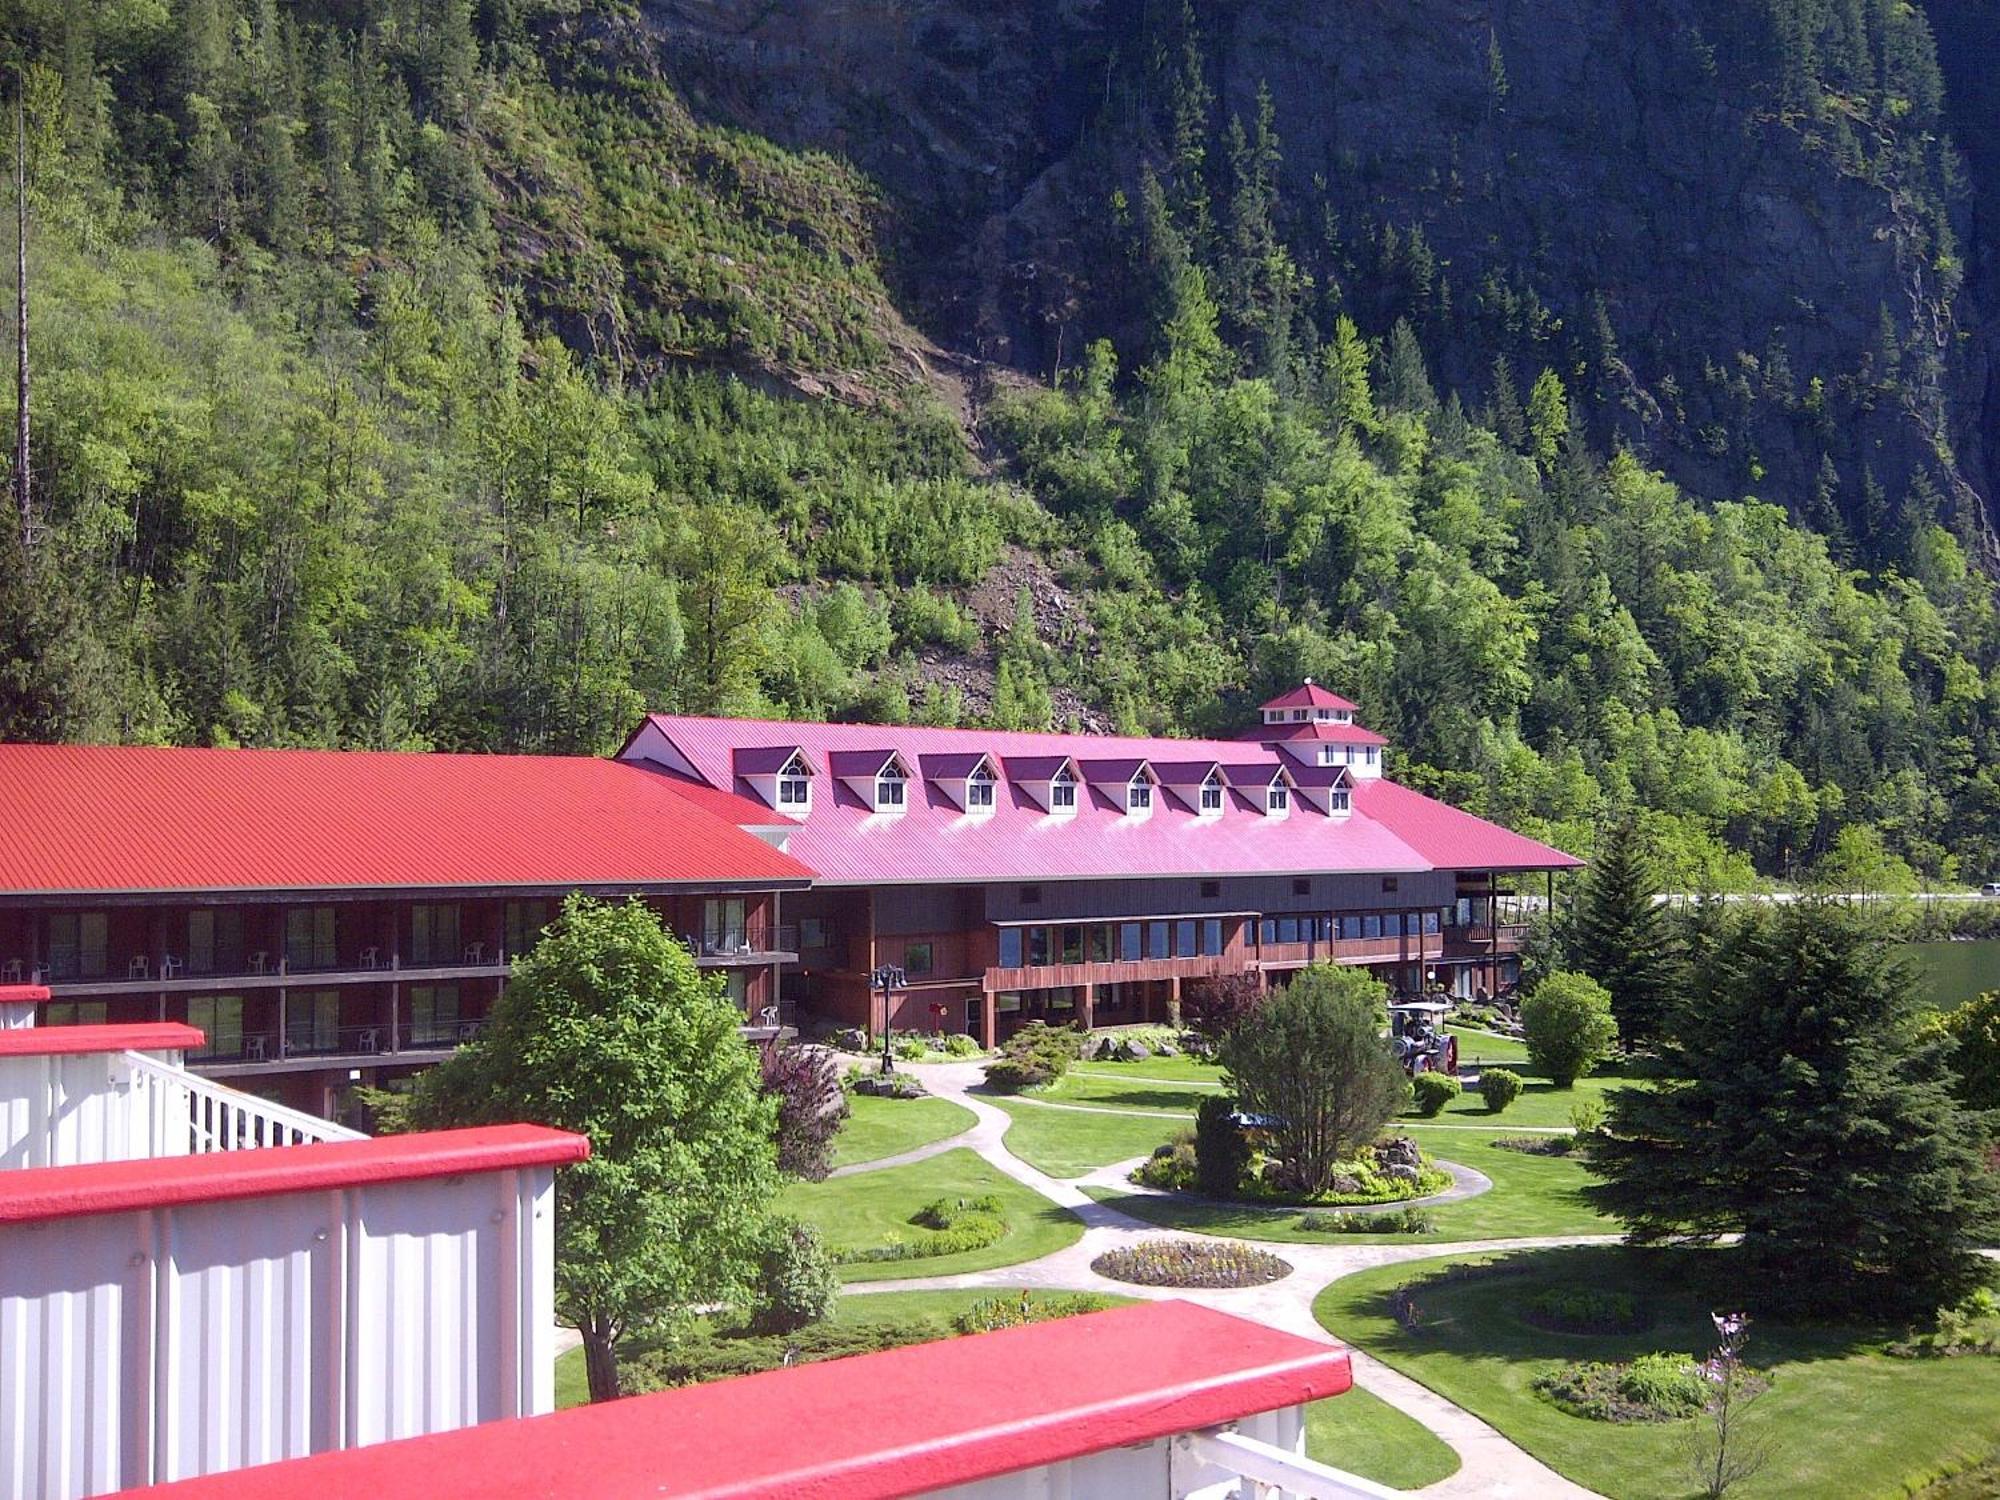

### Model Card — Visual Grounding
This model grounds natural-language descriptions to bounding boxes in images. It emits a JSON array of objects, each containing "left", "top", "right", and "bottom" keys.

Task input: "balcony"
[
  {"left": 192, "top": 1019, "right": 492, "bottom": 1076},
  {"left": 0, "top": 1019, "right": 586, "bottom": 1499},
  {"left": 1440, "top": 922, "right": 1530, "bottom": 960},
  {"left": 678, "top": 922, "right": 798, "bottom": 965},
  {"left": 37, "top": 946, "right": 515, "bottom": 997}
]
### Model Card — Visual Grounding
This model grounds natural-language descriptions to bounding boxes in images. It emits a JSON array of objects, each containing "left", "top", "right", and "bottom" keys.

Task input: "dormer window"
[
  {"left": 1050, "top": 769, "right": 1077, "bottom": 812},
  {"left": 1199, "top": 774, "right": 1224, "bottom": 814},
  {"left": 1268, "top": 784, "right": 1290, "bottom": 815},
  {"left": 1128, "top": 780, "right": 1154, "bottom": 814},
  {"left": 1330, "top": 789, "right": 1350, "bottom": 813},
  {"left": 966, "top": 767, "right": 996, "bottom": 812},
  {"left": 777, "top": 771, "right": 811, "bottom": 808},
  {"left": 875, "top": 765, "right": 907, "bottom": 813}
]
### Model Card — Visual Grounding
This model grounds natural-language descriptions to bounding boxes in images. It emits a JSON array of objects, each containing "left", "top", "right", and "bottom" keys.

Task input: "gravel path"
[{"left": 833, "top": 1060, "right": 1607, "bottom": 1498}]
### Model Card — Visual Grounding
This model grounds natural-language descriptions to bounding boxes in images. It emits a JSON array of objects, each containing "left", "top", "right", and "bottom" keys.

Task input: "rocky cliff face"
[{"left": 637, "top": 0, "right": 1996, "bottom": 554}]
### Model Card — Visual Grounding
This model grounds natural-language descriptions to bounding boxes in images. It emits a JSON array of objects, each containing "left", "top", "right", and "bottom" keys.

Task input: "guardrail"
[{"left": 123, "top": 1049, "right": 365, "bottom": 1152}]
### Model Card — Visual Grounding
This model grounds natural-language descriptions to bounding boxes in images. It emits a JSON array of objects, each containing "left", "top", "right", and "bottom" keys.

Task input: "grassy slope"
[
  {"left": 990, "top": 1096, "right": 1184, "bottom": 1177},
  {"left": 1314, "top": 1246, "right": 2000, "bottom": 1499},
  {"left": 778, "top": 1148, "right": 1084, "bottom": 1281},
  {"left": 832, "top": 1093, "right": 976, "bottom": 1168}
]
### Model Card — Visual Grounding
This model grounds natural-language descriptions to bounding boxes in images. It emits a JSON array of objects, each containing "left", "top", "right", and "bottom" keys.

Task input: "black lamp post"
[{"left": 871, "top": 964, "right": 906, "bottom": 1075}]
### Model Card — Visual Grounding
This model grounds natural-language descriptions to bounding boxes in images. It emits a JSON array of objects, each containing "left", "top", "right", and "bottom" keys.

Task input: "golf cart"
[{"left": 1388, "top": 1000, "right": 1458, "bottom": 1077}]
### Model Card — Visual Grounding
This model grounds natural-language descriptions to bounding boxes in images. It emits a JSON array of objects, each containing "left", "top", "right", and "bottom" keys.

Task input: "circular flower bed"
[
  {"left": 1522, "top": 1286, "right": 1652, "bottom": 1335},
  {"left": 1092, "top": 1237, "right": 1291, "bottom": 1288}
]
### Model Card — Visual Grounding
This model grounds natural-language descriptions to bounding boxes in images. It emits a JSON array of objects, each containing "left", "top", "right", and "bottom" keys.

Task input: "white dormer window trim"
[
  {"left": 1199, "top": 773, "right": 1225, "bottom": 816},
  {"left": 777, "top": 772, "right": 811, "bottom": 808},
  {"left": 1127, "top": 777, "right": 1154, "bottom": 816},
  {"left": 1329, "top": 789, "right": 1351, "bottom": 813},
  {"left": 966, "top": 766, "right": 996, "bottom": 813},
  {"left": 1049, "top": 768, "right": 1078, "bottom": 816},
  {"left": 1267, "top": 782, "right": 1291, "bottom": 817},
  {"left": 875, "top": 763, "right": 907, "bottom": 814}
]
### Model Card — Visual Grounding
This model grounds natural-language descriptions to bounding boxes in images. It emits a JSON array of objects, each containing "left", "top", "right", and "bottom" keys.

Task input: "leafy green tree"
[
  {"left": 1521, "top": 970, "right": 1619, "bottom": 1086},
  {"left": 1569, "top": 813, "right": 1682, "bottom": 1046},
  {"left": 1219, "top": 966, "right": 1408, "bottom": 1196},
  {"left": 1588, "top": 901, "right": 1999, "bottom": 1316},
  {"left": 1922, "top": 990, "right": 2000, "bottom": 1111},
  {"left": 409, "top": 895, "right": 779, "bottom": 1402}
]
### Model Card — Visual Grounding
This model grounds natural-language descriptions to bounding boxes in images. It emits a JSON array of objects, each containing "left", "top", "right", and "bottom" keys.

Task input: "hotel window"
[
  {"left": 1268, "top": 784, "right": 1289, "bottom": 814},
  {"left": 1423, "top": 911, "right": 1441, "bottom": 934},
  {"left": 1291, "top": 709, "right": 1308, "bottom": 721},
  {"left": 1174, "top": 919, "right": 1196, "bottom": 956},
  {"left": 1276, "top": 917, "right": 1300, "bottom": 944},
  {"left": 1363, "top": 914, "right": 1383, "bottom": 939},
  {"left": 1201, "top": 919, "right": 1223, "bottom": 956},
  {"left": 704, "top": 898, "right": 748, "bottom": 953},
  {"left": 966, "top": 767, "right": 996, "bottom": 811},
  {"left": 187, "top": 995, "right": 243, "bottom": 1058},
  {"left": 875, "top": 765, "right": 907, "bottom": 812},
  {"left": 1119, "top": 923, "right": 1142, "bottom": 961},
  {"left": 1060, "top": 926, "right": 1084, "bottom": 964},
  {"left": 1049, "top": 770, "right": 1077, "bottom": 811},
  {"left": 186, "top": 908, "right": 242, "bottom": 975},
  {"left": 1200, "top": 880, "right": 1221, "bottom": 899},
  {"left": 506, "top": 900, "right": 553, "bottom": 959},
  {"left": 286, "top": 907, "right": 337, "bottom": 970},
  {"left": 1314, "top": 916, "right": 1334, "bottom": 942},
  {"left": 47, "top": 911, "right": 108, "bottom": 980},
  {"left": 995, "top": 991, "right": 1023, "bottom": 1014},
  {"left": 1127, "top": 779, "right": 1153, "bottom": 814},
  {"left": 999, "top": 927, "right": 1024, "bottom": 968},
  {"left": 800, "top": 917, "right": 833, "bottom": 950},
  {"left": 1320, "top": 746, "right": 1337, "bottom": 765},
  {"left": 1365, "top": 747, "right": 1379, "bottom": 765},
  {"left": 723, "top": 972, "right": 749, "bottom": 1009},
  {"left": 1293, "top": 878, "right": 1311, "bottom": 897},
  {"left": 411, "top": 904, "right": 461, "bottom": 965},
  {"left": 1199, "top": 776, "right": 1224, "bottom": 813},
  {"left": 287, "top": 990, "right": 341, "bottom": 1054},
  {"left": 1019, "top": 884, "right": 1042, "bottom": 905},
  {"left": 411, "top": 984, "right": 460, "bottom": 1045},
  {"left": 1088, "top": 925, "right": 1112, "bottom": 963},
  {"left": 1339, "top": 916, "right": 1363, "bottom": 940},
  {"left": 1345, "top": 746, "right": 1356, "bottom": 764},
  {"left": 904, "top": 942, "right": 934, "bottom": 977},
  {"left": 1146, "top": 921, "right": 1169, "bottom": 960},
  {"left": 777, "top": 769, "right": 811, "bottom": 809},
  {"left": 1260, "top": 918, "right": 1276, "bottom": 944},
  {"left": 44, "top": 999, "right": 108, "bottom": 1028},
  {"left": 1027, "top": 927, "right": 1050, "bottom": 967}
]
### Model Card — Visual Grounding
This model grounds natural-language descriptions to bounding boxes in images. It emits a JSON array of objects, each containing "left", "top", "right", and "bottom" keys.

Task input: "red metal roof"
[
  {"left": 0, "top": 1124, "right": 589, "bottom": 1224},
  {"left": 629, "top": 715, "right": 1579, "bottom": 882},
  {"left": 918, "top": 751, "right": 993, "bottom": 778},
  {"left": 143, "top": 1301, "right": 1351, "bottom": 1500},
  {"left": 1261, "top": 681, "right": 1358, "bottom": 711},
  {"left": 0, "top": 1020, "right": 204, "bottom": 1057},
  {"left": 1354, "top": 779, "right": 1584, "bottom": 871},
  {"left": 732, "top": 745, "right": 810, "bottom": 776},
  {"left": 1255, "top": 721, "right": 1392, "bottom": 747},
  {"left": 0, "top": 744, "right": 812, "bottom": 895}
]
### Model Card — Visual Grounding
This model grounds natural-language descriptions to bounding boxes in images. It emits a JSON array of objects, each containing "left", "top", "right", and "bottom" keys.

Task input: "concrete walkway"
[{"left": 831, "top": 1060, "right": 1605, "bottom": 1498}]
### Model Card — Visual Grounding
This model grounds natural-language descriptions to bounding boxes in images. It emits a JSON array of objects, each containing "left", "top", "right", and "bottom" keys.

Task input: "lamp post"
[{"left": 871, "top": 964, "right": 906, "bottom": 1075}]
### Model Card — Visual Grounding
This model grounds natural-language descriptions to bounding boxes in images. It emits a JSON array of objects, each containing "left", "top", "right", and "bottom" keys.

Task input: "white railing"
[{"left": 122, "top": 1049, "right": 364, "bottom": 1154}]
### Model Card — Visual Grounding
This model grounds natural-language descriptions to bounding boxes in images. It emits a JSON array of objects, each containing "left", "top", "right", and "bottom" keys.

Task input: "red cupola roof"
[{"left": 1259, "top": 679, "right": 1357, "bottom": 712}]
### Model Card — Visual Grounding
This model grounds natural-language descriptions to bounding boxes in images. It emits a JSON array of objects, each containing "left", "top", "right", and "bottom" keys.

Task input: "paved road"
[{"left": 839, "top": 1059, "right": 1605, "bottom": 1499}]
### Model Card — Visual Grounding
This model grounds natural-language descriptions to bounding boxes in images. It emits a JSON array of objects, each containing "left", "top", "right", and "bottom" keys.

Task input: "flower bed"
[
  {"left": 838, "top": 1194, "right": 1008, "bottom": 1264},
  {"left": 1132, "top": 1132, "right": 1453, "bottom": 1206},
  {"left": 1522, "top": 1286, "right": 1651, "bottom": 1335},
  {"left": 1533, "top": 1353, "right": 1712, "bottom": 1423},
  {"left": 1091, "top": 1237, "right": 1292, "bottom": 1288}
]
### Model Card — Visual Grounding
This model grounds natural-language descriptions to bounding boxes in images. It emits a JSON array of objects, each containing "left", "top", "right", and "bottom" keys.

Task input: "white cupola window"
[{"left": 1329, "top": 789, "right": 1350, "bottom": 813}]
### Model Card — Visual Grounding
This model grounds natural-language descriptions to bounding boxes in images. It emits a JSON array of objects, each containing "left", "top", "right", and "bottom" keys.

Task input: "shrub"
[
  {"left": 840, "top": 1194, "right": 1008, "bottom": 1263},
  {"left": 1308, "top": 1207, "right": 1438, "bottom": 1235},
  {"left": 1525, "top": 1286, "right": 1649, "bottom": 1334},
  {"left": 1181, "top": 973, "right": 1265, "bottom": 1053},
  {"left": 1494, "top": 1133, "right": 1574, "bottom": 1156},
  {"left": 1194, "top": 1095, "right": 1251, "bottom": 1196},
  {"left": 761, "top": 1042, "right": 848, "bottom": 1181},
  {"left": 1411, "top": 1073, "right": 1462, "bottom": 1117},
  {"left": 1522, "top": 971, "right": 1620, "bottom": 1087},
  {"left": 1092, "top": 1238, "right": 1292, "bottom": 1288},
  {"left": 1569, "top": 1097, "right": 1607, "bottom": 1137},
  {"left": 1534, "top": 1353, "right": 1709, "bottom": 1422},
  {"left": 1220, "top": 967, "right": 1409, "bottom": 1197},
  {"left": 1480, "top": 1067, "right": 1524, "bottom": 1113},
  {"left": 622, "top": 1319, "right": 941, "bottom": 1391},
  {"left": 983, "top": 1056, "right": 1056, "bottom": 1092},
  {"left": 950, "top": 1291, "right": 1117, "bottom": 1334},
  {"left": 850, "top": 1068, "right": 928, "bottom": 1098},
  {"left": 936, "top": 1032, "right": 983, "bottom": 1058},
  {"left": 984, "top": 1020, "right": 1081, "bottom": 1091},
  {"left": 1886, "top": 1288, "right": 2000, "bottom": 1358},
  {"left": 1134, "top": 1138, "right": 1198, "bottom": 1189},
  {"left": 894, "top": 1035, "right": 931, "bottom": 1061},
  {"left": 749, "top": 1218, "right": 840, "bottom": 1333}
]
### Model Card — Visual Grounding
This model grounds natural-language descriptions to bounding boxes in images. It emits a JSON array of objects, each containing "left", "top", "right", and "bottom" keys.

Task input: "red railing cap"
[{"left": 0, "top": 1021, "right": 204, "bottom": 1058}]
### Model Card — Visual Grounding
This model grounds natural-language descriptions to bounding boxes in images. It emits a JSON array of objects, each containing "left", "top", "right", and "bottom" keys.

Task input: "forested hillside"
[{"left": 1, "top": 0, "right": 1997, "bottom": 885}]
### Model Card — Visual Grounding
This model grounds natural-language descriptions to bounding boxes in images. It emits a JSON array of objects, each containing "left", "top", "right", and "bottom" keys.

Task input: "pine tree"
[
  {"left": 1569, "top": 812, "right": 1680, "bottom": 1046},
  {"left": 1588, "top": 901, "right": 1999, "bottom": 1317},
  {"left": 1379, "top": 318, "right": 1436, "bottom": 415}
]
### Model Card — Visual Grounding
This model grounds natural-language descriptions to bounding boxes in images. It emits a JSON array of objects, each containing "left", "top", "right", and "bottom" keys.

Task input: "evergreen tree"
[
  {"left": 1569, "top": 811, "right": 1681, "bottom": 1046},
  {"left": 1588, "top": 901, "right": 1999, "bottom": 1316}
]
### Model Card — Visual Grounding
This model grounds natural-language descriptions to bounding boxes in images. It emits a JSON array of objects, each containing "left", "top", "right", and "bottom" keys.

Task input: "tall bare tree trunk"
[{"left": 13, "top": 84, "right": 27, "bottom": 550}]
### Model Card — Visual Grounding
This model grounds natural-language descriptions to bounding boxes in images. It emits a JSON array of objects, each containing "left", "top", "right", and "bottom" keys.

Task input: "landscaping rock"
[
  {"left": 1385, "top": 1163, "right": 1423, "bottom": 1184},
  {"left": 1376, "top": 1136, "right": 1422, "bottom": 1168},
  {"left": 1155, "top": 1042, "right": 1177, "bottom": 1056},
  {"left": 1124, "top": 1041, "right": 1152, "bottom": 1060},
  {"left": 1324, "top": 1172, "right": 1364, "bottom": 1195}
]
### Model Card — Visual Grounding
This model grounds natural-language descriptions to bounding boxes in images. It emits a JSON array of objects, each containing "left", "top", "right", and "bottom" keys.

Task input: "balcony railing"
[
  {"left": 32, "top": 944, "right": 517, "bottom": 992},
  {"left": 192, "top": 1019, "right": 490, "bottom": 1067},
  {"left": 122, "top": 1048, "right": 365, "bottom": 1152},
  {"left": 679, "top": 924, "right": 797, "bottom": 960}
]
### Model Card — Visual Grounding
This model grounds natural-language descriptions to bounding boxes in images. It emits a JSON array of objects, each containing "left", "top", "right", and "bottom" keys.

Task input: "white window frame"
[
  {"left": 1198, "top": 775, "right": 1224, "bottom": 814},
  {"left": 875, "top": 764, "right": 907, "bottom": 813},
  {"left": 1365, "top": 746, "right": 1379, "bottom": 765},
  {"left": 1049, "top": 770, "right": 1077, "bottom": 813},
  {"left": 1128, "top": 780, "right": 1153, "bottom": 813},
  {"left": 778, "top": 773, "right": 810, "bottom": 808},
  {"left": 966, "top": 767, "right": 996, "bottom": 812},
  {"left": 1268, "top": 784, "right": 1290, "bottom": 815},
  {"left": 1330, "top": 790, "right": 1351, "bottom": 813},
  {"left": 1291, "top": 708, "right": 1309, "bottom": 722}
]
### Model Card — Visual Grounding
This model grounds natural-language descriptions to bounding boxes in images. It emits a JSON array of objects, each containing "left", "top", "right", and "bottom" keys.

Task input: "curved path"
[
  {"left": 1076, "top": 1152, "right": 1493, "bottom": 1215},
  {"left": 834, "top": 1059, "right": 1605, "bottom": 1498}
]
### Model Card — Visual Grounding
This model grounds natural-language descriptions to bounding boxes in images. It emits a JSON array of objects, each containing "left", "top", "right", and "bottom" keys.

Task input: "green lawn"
[
  {"left": 832, "top": 1092, "right": 976, "bottom": 1168},
  {"left": 1036, "top": 1070, "right": 1207, "bottom": 1114},
  {"left": 1306, "top": 1387, "right": 1461, "bottom": 1491},
  {"left": 779, "top": 1148, "right": 1085, "bottom": 1281},
  {"left": 1444, "top": 1023, "right": 1528, "bottom": 1065},
  {"left": 1314, "top": 1246, "right": 2000, "bottom": 1500},
  {"left": 1083, "top": 1129, "right": 1610, "bottom": 1243},
  {"left": 1402, "top": 1069, "right": 1632, "bottom": 1129},
  {"left": 991, "top": 1096, "right": 1183, "bottom": 1177},
  {"left": 1070, "top": 1054, "right": 1227, "bottom": 1084}
]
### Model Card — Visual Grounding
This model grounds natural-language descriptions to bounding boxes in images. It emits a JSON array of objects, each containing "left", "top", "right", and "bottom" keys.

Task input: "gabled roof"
[
  {"left": 1219, "top": 761, "right": 1291, "bottom": 787},
  {"left": 1355, "top": 779, "right": 1584, "bottom": 871},
  {"left": 1075, "top": 757, "right": 1150, "bottom": 785},
  {"left": 1149, "top": 759, "right": 1223, "bottom": 786},
  {"left": 1261, "top": 680, "right": 1358, "bottom": 711},
  {"left": 1285, "top": 764, "right": 1354, "bottom": 788},
  {"left": 826, "top": 748, "right": 907, "bottom": 779},
  {"left": 1001, "top": 754, "right": 1077, "bottom": 781},
  {"left": 1256, "top": 721, "right": 1391, "bottom": 747},
  {"left": 0, "top": 744, "right": 815, "bottom": 896},
  {"left": 918, "top": 751, "right": 994, "bottom": 780},
  {"left": 733, "top": 745, "right": 812, "bottom": 776}
]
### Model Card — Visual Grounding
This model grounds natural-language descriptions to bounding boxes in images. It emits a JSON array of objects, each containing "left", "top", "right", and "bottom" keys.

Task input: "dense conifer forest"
[{"left": 1, "top": 0, "right": 1998, "bottom": 884}]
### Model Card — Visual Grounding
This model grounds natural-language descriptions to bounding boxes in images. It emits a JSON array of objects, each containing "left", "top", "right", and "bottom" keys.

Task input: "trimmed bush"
[
  {"left": 1092, "top": 1238, "right": 1291, "bottom": 1288},
  {"left": 1306, "top": 1206, "right": 1438, "bottom": 1235},
  {"left": 838, "top": 1194, "right": 1008, "bottom": 1264},
  {"left": 983, "top": 1056, "right": 1056, "bottom": 1092},
  {"left": 749, "top": 1218, "right": 840, "bottom": 1333},
  {"left": 1411, "top": 1072, "right": 1462, "bottom": 1117},
  {"left": 1134, "top": 1135, "right": 1197, "bottom": 1190},
  {"left": 1194, "top": 1095, "right": 1251, "bottom": 1196},
  {"left": 1479, "top": 1067, "right": 1524, "bottom": 1113},
  {"left": 1522, "top": 971, "right": 1619, "bottom": 1087},
  {"left": 984, "top": 1020, "right": 1081, "bottom": 1091}
]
